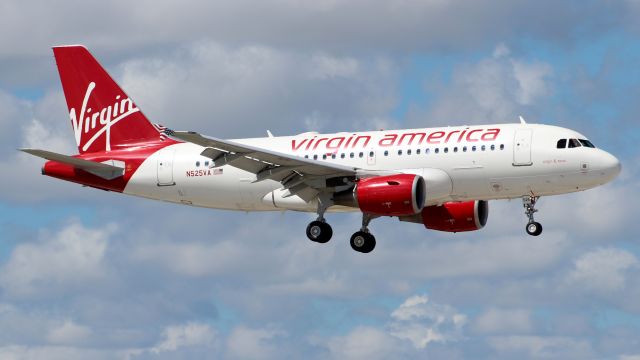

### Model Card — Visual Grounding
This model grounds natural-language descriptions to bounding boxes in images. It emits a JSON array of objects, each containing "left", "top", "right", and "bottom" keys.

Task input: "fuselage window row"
[{"left": 302, "top": 142, "right": 506, "bottom": 161}]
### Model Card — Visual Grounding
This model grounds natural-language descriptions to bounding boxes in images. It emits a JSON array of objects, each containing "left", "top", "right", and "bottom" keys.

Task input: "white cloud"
[
  {"left": 388, "top": 295, "right": 466, "bottom": 349},
  {"left": 0, "top": 90, "right": 31, "bottom": 152},
  {"left": 410, "top": 44, "right": 553, "bottom": 127},
  {"left": 488, "top": 335, "right": 594, "bottom": 359},
  {"left": 566, "top": 247, "right": 638, "bottom": 293},
  {"left": 0, "top": 221, "right": 114, "bottom": 297},
  {"left": 46, "top": 320, "right": 92, "bottom": 345},
  {"left": 542, "top": 178, "right": 636, "bottom": 238},
  {"left": 0, "top": 0, "right": 621, "bottom": 61},
  {"left": 151, "top": 322, "right": 217, "bottom": 353},
  {"left": 22, "top": 119, "right": 76, "bottom": 154},
  {"left": 309, "top": 54, "right": 360, "bottom": 79},
  {"left": 511, "top": 60, "right": 552, "bottom": 105},
  {"left": 0, "top": 345, "right": 115, "bottom": 360},
  {"left": 119, "top": 42, "right": 397, "bottom": 137},
  {"left": 321, "top": 294, "right": 467, "bottom": 358},
  {"left": 226, "top": 326, "right": 285, "bottom": 360},
  {"left": 325, "top": 326, "right": 400, "bottom": 360},
  {"left": 473, "top": 308, "right": 533, "bottom": 335}
]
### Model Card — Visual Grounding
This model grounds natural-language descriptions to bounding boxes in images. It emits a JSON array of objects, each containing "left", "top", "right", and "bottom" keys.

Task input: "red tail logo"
[
  {"left": 70, "top": 81, "right": 141, "bottom": 151},
  {"left": 54, "top": 45, "right": 163, "bottom": 153}
]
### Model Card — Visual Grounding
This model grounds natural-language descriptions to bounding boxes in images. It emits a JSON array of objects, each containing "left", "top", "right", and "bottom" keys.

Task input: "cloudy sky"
[{"left": 1, "top": 0, "right": 639, "bottom": 359}]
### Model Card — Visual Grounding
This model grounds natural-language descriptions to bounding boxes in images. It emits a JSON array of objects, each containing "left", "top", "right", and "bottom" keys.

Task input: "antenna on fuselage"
[{"left": 519, "top": 116, "right": 527, "bottom": 125}]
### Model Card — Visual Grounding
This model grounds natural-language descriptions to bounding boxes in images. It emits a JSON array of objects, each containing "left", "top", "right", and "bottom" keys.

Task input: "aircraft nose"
[{"left": 598, "top": 150, "right": 621, "bottom": 182}]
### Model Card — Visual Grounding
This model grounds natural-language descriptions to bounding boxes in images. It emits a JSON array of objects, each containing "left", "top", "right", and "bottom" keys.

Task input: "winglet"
[
  {"left": 267, "top": 130, "right": 274, "bottom": 138},
  {"left": 519, "top": 116, "right": 527, "bottom": 124}
]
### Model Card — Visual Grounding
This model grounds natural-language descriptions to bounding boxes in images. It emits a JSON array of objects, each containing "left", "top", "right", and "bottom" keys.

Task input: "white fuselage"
[{"left": 124, "top": 123, "right": 621, "bottom": 212}]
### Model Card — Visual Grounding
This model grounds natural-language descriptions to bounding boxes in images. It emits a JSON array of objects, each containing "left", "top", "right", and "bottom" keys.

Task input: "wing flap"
[{"left": 170, "top": 131, "right": 357, "bottom": 178}]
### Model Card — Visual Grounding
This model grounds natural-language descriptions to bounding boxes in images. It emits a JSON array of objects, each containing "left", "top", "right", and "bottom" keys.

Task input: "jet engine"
[
  {"left": 421, "top": 200, "right": 489, "bottom": 232},
  {"left": 334, "top": 174, "right": 426, "bottom": 216}
]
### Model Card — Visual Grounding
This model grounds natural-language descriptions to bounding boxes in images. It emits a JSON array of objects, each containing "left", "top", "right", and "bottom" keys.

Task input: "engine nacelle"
[
  {"left": 350, "top": 174, "right": 426, "bottom": 216},
  {"left": 421, "top": 200, "right": 489, "bottom": 232}
]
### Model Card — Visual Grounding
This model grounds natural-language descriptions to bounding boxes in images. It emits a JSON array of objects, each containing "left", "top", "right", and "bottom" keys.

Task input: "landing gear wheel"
[
  {"left": 350, "top": 231, "right": 376, "bottom": 253},
  {"left": 522, "top": 195, "right": 543, "bottom": 236},
  {"left": 306, "top": 221, "right": 333, "bottom": 243},
  {"left": 526, "top": 221, "right": 542, "bottom": 236}
]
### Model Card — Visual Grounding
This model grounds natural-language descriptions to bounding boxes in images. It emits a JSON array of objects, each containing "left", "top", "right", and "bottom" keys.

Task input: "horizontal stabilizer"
[{"left": 20, "top": 148, "right": 124, "bottom": 180}]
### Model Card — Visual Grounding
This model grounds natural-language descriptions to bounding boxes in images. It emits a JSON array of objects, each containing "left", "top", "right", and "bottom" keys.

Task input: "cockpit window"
[
  {"left": 568, "top": 138, "right": 582, "bottom": 148},
  {"left": 556, "top": 139, "right": 567, "bottom": 149},
  {"left": 579, "top": 139, "right": 595, "bottom": 148}
]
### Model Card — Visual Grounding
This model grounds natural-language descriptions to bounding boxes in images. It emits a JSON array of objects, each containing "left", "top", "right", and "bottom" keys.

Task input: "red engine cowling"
[
  {"left": 421, "top": 200, "right": 489, "bottom": 232},
  {"left": 355, "top": 174, "right": 426, "bottom": 216}
]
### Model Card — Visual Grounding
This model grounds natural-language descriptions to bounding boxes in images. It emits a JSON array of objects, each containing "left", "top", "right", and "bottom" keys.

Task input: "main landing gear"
[
  {"left": 349, "top": 213, "right": 377, "bottom": 253},
  {"left": 306, "top": 197, "right": 333, "bottom": 243},
  {"left": 523, "top": 195, "right": 543, "bottom": 236},
  {"left": 305, "top": 197, "right": 377, "bottom": 253},
  {"left": 306, "top": 220, "right": 332, "bottom": 243}
]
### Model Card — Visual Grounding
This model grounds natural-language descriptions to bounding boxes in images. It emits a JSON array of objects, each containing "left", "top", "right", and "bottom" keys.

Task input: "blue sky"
[{"left": 1, "top": 1, "right": 640, "bottom": 359}]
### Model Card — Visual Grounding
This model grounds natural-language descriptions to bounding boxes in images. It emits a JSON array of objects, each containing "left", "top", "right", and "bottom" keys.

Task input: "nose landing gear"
[{"left": 523, "top": 195, "right": 543, "bottom": 236}]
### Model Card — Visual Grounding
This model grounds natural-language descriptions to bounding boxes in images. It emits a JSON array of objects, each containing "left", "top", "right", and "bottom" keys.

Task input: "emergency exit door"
[
  {"left": 157, "top": 148, "right": 175, "bottom": 186},
  {"left": 513, "top": 129, "right": 533, "bottom": 166}
]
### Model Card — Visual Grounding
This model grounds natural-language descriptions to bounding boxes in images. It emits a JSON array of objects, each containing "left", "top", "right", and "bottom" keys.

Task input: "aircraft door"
[
  {"left": 513, "top": 129, "right": 533, "bottom": 166},
  {"left": 366, "top": 150, "right": 376, "bottom": 166},
  {"left": 157, "top": 148, "right": 175, "bottom": 186}
]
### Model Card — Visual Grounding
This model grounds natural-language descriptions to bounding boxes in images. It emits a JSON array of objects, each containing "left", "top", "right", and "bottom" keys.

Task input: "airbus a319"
[{"left": 22, "top": 46, "right": 621, "bottom": 253}]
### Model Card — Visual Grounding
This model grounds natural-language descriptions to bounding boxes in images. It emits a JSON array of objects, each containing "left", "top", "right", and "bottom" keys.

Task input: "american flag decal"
[{"left": 153, "top": 123, "right": 168, "bottom": 141}]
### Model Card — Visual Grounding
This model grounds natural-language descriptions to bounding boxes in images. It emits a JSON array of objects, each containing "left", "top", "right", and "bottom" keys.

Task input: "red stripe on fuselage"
[{"left": 42, "top": 140, "right": 176, "bottom": 192}]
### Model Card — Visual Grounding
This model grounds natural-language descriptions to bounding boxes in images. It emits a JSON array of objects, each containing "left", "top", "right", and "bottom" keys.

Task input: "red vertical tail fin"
[{"left": 53, "top": 45, "right": 164, "bottom": 154}]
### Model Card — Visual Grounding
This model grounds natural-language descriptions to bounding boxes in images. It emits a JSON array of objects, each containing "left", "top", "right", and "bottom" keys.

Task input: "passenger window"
[
  {"left": 425, "top": 148, "right": 430, "bottom": 154},
  {"left": 481, "top": 145, "right": 486, "bottom": 151},
  {"left": 407, "top": 149, "right": 412, "bottom": 155},
  {"left": 472, "top": 146, "right": 477, "bottom": 152},
  {"left": 398, "top": 150, "right": 402, "bottom": 155},
  {"left": 313, "top": 155, "right": 318, "bottom": 160},
  {"left": 453, "top": 147, "right": 458, "bottom": 153},
  {"left": 204, "top": 161, "right": 210, "bottom": 167},
  {"left": 444, "top": 147, "right": 448, "bottom": 153},
  {"left": 579, "top": 139, "right": 595, "bottom": 148},
  {"left": 557, "top": 139, "right": 567, "bottom": 149},
  {"left": 435, "top": 148, "right": 440, "bottom": 154},
  {"left": 384, "top": 150, "right": 388, "bottom": 156},
  {"left": 463, "top": 146, "right": 467, "bottom": 152},
  {"left": 369, "top": 151, "right": 374, "bottom": 157},
  {"left": 500, "top": 144, "right": 505, "bottom": 150},
  {"left": 332, "top": 154, "right": 336, "bottom": 159},
  {"left": 350, "top": 153, "right": 354, "bottom": 158},
  {"left": 359, "top": 152, "right": 364, "bottom": 158},
  {"left": 196, "top": 161, "right": 200, "bottom": 167},
  {"left": 341, "top": 153, "right": 346, "bottom": 159},
  {"left": 490, "top": 144, "right": 495, "bottom": 151},
  {"left": 304, "top": 155, "right": 308, "bottom": 159},
  {"left": 568, "top": 139, "right": 581, "bottom": 148},
  {"left": 416, "top": 149, "right": 421, "bottom": 155},
  {"left": 322, "top": 154, "right": 327, "bottom": 159}
]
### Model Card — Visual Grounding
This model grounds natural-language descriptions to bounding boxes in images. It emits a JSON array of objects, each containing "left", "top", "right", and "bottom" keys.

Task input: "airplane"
[{"left": 21, "top": 45, "right": 621, "bottom": 253}]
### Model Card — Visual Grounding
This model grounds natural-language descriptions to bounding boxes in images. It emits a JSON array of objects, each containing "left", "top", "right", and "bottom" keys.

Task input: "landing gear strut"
[
  {"left": 523, "top": 195, "right": 543, "bottom": 236},
  {"left": 350, "top": 213, "right": 377, "bottom": 253},
  {"left": 306, "top": 195, "right": 333, "bottom": 243}
]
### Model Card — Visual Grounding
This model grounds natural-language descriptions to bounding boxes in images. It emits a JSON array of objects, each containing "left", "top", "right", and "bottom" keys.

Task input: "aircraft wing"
[
  {"left": 168, "top": 131, "right": 362, "bottom": 199},
  {"left": 20, "top": 148, "right": 125, "bottom": 180}
]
